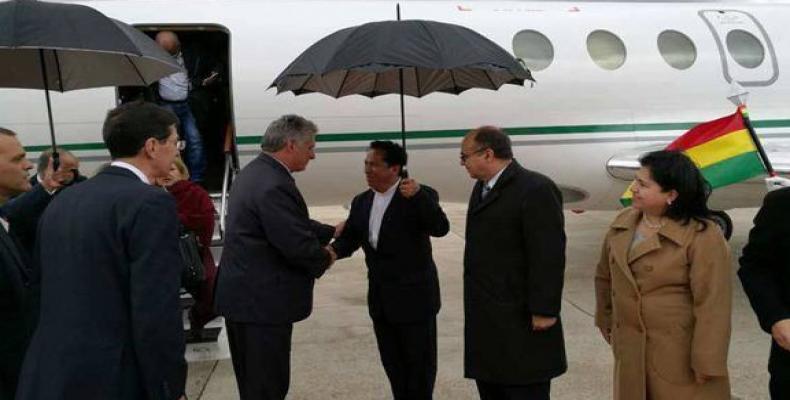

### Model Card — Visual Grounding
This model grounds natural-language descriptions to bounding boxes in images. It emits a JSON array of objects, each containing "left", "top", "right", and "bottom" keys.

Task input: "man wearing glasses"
[{"left": 459, "top": 126, "right": 567, "bottom": 400}]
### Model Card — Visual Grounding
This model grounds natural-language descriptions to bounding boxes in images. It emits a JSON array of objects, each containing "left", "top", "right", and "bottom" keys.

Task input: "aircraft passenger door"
[{"left": 699, "top": 10, "right": 778, "bottom": 87}]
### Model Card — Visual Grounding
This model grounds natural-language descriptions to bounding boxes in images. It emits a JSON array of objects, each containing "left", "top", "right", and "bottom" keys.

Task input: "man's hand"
[
  {"left": 399, "top": 178, "right": 421, "bottom": 199},
  {"left": 599, "top": 327, "right": 611, "bottom": 344},
  {"left": 334, "top": 220, "right": 346, "bottom": 239},
  {"left": 765, "top": 176, "right": 790, "bottom": 192},
  {"left": 531, "top": 315, "right": 557, "bottom": 331},
  {"left": 772, "top": 319, "right": 790, "bottom": 351},
  {"left": 325, "top": 245, "right": 337, "bottom": 266},
  {"left": 201, "top": 71, "right": 219, "bottom": 86},
  {"left": 39, "top": 156, "right": 63, "bottom": 193}
]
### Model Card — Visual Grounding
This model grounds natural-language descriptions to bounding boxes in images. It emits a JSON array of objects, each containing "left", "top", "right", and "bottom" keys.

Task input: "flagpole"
[{"left": 740, "top": 106, "right": 775, "bottom": 176}]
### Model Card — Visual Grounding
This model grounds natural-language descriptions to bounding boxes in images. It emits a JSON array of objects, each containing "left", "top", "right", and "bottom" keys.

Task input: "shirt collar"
[
  {"left": 374, "top": 179, "right": 401, "bottom": 196},
  {"left": 110, "top": 161, "right": 150, "bottom": 185},
  {"left": 266, "top": 153, "right": 293, "bottom": 177},
  {"left": 485, "top": 161, "right": 510, "bottom": 189}
]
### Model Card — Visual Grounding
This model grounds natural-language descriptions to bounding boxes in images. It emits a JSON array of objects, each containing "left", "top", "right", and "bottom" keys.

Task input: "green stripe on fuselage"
[{"left": 24, "top": 118, "right": 790, "bottom": 152}]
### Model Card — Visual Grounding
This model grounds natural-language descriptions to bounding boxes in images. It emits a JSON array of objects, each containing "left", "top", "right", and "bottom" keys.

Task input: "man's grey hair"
[
  {"left": 37, "top": 148, "right": 76, "bottom": 174},
  {"left": 261, "top": 115, "right": 318, "bottom": 152},
  {"left": 0, "top": 127, "right": 16, "bottom": 137}
]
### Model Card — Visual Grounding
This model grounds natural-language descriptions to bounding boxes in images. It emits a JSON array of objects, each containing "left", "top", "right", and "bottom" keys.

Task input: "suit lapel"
[
  {"left": 471, "top": 161, "right": 518, "bottom": 215},
  {"left": 360, "top": 190, "right": 374, "bottom": 247},
  {"left": 628, "top": 234, "right": 662, "bottom": 264},
  {"left": 0, "top": 224, "right": 28, "bottom": 282},
  {"left": 609, "top": 210, "right": 640, "bottom": 290}
]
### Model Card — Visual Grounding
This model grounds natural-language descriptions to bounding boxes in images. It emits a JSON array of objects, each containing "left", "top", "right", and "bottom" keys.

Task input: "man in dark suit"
[
  {"left": 4, "top": 148, "right": 84, "bottom": 261},
  {"left": 214, "top": 114, "right": 338, "bottom": 400},
  {"left": 739, "top": 185, "right": 790, "bottom": 399},
  {"left": 330, "top": 141, "right": 449, "bottom": 400},
  {"left": 0, "top": 127, "right": 36, "bottom": 400},
  {"left": 460, "top": 126, "right": 567, "bottom": 400},
  {"left": 16, "top": 102, "right": 187, "bottom": 400}
]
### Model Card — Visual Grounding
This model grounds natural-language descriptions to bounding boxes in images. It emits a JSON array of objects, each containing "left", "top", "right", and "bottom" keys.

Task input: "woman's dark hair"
[{"left": 639, "top": 150, "right": 713, "bottom": 229}]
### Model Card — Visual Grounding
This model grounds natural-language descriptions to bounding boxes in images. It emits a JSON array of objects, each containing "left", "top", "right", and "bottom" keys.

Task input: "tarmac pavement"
[{"left": 184, "top": 205, "right": 772, "bottom": 400}]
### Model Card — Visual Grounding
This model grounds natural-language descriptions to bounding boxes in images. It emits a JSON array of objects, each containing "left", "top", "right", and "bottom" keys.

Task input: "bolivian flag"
[{"left": 621, "top": 107, "right": 767, "bottom": 206}]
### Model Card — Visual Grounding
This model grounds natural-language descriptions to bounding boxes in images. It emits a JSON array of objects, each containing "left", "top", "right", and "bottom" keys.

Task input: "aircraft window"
[
  {"left": 587, "top": 30, "right": 626, "bottom": 70},
  {"left": 726, "top": 29, "right": 765, "bottom": 69},
  {"left": 512, "top": 30, "right": 554, "bottom": 72},
  {"left": 657, "top": 30, "right": 696, "bottom": 70}
]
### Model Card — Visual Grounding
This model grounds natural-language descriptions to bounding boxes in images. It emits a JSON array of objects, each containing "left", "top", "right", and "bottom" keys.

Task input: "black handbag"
[{"left": 179, "top": 226, "right": 205, "bottom": 289}]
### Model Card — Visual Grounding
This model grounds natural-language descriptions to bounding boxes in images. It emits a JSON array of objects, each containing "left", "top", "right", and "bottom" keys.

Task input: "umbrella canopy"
[
  {"left": 0, "top": 0, "right": 181, "bottom": 91},
  {"left": 269, "top": 19, "right": 533, "bottom": 98}
]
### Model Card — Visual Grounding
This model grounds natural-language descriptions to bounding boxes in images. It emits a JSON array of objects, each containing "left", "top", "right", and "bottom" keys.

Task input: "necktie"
[{"left": 481, "top": 185, "right": 491, "bottom": 200}]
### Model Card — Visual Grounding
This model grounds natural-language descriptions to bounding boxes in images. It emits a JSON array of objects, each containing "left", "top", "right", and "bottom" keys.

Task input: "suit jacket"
[
  {"left": 332, "top": 184, "right": 449, "bottom": 323},
  {"left": 739, "top": 187, "right": 790, "bottom": 376},
  {"left": 215, "top": 153, "right": 334, "bottom": 324},
  {"left": 0, "top": 213, "right": 34, "bottom": 400},
  {"left": 3, "top": 184, "right": 53, "bottom": 263},
  {"left": 16, "top": 167, "right": 186, "bottom": 400},
  {"left": 463, "top": 160, "right": 567, "bottom": 384}
]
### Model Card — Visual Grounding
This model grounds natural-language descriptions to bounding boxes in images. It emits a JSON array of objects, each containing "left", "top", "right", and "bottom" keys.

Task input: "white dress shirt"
[
  {"left": 110, "top": 161, "right": 150, "bottom": 185},
  {"left": 483, "top": 161, "right": 510, "bottom": 194},
  {"left": 158, "top": 52, "right": 189, "bottom": 101},
  {"left": 368, "top": 179, "right": 400, "bottom": 250}
]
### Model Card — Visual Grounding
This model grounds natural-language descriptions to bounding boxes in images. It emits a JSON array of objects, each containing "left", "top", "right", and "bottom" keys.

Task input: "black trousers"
[
  {"left": 475, "top": 380, "right": 551, "bottom": 400},
  {"left": 372, "top": 317, "right": 437, "bottom": 400},
  {"left": 226, "top": 321, "right": 293, "bottom": 400},
  {"left": 769, "top": 342, "right": 790, "bottom": 400}
]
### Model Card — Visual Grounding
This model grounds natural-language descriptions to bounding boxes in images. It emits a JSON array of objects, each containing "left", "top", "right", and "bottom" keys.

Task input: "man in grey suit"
[
  {"left": 460, "top": 126, "right": 567, "bottom": 400},
  {"left": 215, "top": 114, "right": 338, "bottom": 400}
]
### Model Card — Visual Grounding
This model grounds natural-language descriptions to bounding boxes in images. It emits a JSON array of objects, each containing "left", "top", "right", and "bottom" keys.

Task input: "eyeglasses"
[{"left": 459, "top": 148, "right": 487, "bottom": 163}]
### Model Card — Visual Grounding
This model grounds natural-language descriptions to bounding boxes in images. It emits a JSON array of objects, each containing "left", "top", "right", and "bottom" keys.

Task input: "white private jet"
[{"left": 2, "top": 0, "right": 789, "bottom": 237}]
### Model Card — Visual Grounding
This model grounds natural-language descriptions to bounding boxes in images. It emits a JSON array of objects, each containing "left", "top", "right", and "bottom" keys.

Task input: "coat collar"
[
  {"left": 470, "top": 160, "right": 520, "bottom": 215},
  {"left": 259, "top": 153, "right": 294, "bottom": 181},
  {"left": 610, "top": 208, "right": 688, "bottom": 246}
]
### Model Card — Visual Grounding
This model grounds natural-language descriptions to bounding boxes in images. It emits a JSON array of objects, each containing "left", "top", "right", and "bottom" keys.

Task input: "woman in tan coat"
[{"left": 595, "top": 150, "right": 732, "bottom": 400}]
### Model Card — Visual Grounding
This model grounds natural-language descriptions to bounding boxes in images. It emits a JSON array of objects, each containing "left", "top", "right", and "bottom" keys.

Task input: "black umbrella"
[
  {"left": 270, "top": 8, "right": 533, "bottom": 171},
  {"left": 0, "top": 0, "right": 181, "bottom": 168}
]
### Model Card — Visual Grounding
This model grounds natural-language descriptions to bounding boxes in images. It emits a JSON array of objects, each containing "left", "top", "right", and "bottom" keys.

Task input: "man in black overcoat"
[
  {"left": 460, "top": 126, "right": 567, "bottom": 400},
  {"left": 0, "top": 127, "right": 36, "bottom": 400},
  {"left": 331, "top": 141, "right": 449, "bottom": 399},
  {"left": 739, "top": 184, "right": 790, "bottom": 399},
  {"left": 214, "top": 115, "right": 337, "bottom": 400},
  {"left": 16, "top": 102, "right": 187, "bottom": 400}
]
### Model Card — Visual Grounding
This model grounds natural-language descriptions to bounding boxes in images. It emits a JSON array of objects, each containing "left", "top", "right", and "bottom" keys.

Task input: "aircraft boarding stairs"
[{"left": 181, "top": 156, "right": 234, "bottom": 344}]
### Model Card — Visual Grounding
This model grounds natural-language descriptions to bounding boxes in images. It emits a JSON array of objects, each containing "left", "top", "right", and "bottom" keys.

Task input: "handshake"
[{"left": 322, "top": 220, "right": 345, "bottom": 269}]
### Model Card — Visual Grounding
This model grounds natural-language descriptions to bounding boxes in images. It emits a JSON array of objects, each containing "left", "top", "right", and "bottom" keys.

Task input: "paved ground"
[{"left": 184, "top": 205, "right": 773, "bottom": 399}]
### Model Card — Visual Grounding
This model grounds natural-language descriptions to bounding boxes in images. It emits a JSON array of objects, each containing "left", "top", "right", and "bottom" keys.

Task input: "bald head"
[{"left": 155, "top": 31, "right": 180, "bottom": 55}]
